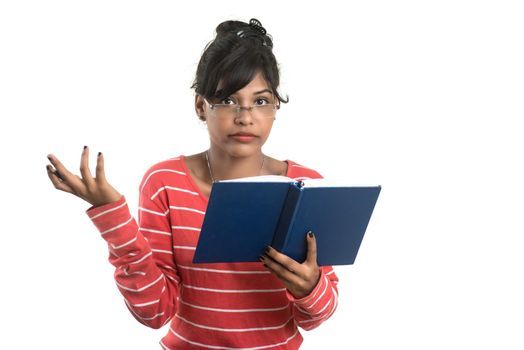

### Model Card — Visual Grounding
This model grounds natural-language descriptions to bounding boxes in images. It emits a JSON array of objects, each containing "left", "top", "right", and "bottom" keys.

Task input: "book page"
[
  {"left": 302, "top": 179, "right": 381, "bottom": 188},
  {"left": 218, "top": 175, "right": 295, "bottom": 183},
  {"left": 218, "top": 176, "right": 380, "bottom": 187}
]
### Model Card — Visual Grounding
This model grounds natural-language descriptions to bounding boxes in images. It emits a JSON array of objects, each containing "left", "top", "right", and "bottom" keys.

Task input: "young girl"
[{"left": 46, "top": 18, "right": 339, "bottom": 350}]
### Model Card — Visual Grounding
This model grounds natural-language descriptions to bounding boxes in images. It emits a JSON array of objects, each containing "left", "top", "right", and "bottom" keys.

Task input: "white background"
[{"left": 1, "top": 0, "right": 523, "bottom": 349}]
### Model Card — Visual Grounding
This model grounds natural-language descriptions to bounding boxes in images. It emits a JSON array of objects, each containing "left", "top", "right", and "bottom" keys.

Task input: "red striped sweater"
[{"left": 86, "top": 155, "right": 339, "bottom": 349}]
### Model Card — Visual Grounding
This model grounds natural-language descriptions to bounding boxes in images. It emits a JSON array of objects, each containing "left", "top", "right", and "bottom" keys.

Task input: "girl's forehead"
[{"left": 218, "top": 73, "right": 271, "bottom": 96}]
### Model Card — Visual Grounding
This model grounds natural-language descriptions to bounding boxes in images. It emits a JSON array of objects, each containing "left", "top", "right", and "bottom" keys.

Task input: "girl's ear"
[{"left": 195, "top": 94, "right": 206, "bottom": 121}]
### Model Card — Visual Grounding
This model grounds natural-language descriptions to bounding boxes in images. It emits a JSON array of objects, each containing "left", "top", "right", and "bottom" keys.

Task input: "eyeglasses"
[{"left": 204, "top": 98, "right": 280, "bottom": 119}]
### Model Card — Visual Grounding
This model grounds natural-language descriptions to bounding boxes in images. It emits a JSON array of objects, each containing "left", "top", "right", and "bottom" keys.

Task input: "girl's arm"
[
  {"left": 261, "top": 233, "right": 339, "bottom": 331},
  {"left": 86, "top": 172, "right": 180, "bottom": 329},
  {"left": 47, "top": 148, "right": 179, "bottom": 328},
  {"left": 286, "top": 265, "right": 339, "bottom": 331}
]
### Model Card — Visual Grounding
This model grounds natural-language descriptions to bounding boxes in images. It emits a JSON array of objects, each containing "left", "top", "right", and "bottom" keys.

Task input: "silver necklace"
[{"left": 205, "top": 150, "right": 265, "bottom": 183}]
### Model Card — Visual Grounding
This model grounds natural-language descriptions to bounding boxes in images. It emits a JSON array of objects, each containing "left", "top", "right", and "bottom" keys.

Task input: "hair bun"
[
  {"left": 215, "top": 20, "right": 247, "bottom": 37},
  {"left": 215, "top": 18, "right": 271, "bottom": 48}
]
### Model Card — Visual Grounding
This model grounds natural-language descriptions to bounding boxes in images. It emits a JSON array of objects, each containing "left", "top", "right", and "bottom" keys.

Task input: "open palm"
[{"left": 46, "top": 146, "right": 122, "bottom": 207}]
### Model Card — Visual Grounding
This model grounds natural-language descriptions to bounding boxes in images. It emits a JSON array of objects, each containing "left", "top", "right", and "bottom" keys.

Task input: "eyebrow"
[
  {"left": 254, "top": 89, "right": 273, "bottom": 95},
  {"left": 231, "top": 89, "right": 273, "bottom": 96}
]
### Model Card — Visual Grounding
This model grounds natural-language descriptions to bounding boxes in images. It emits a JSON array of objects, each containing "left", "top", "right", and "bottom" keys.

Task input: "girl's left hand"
[{"left": 260, "top": 231, "right": 321, "bottom": 299}]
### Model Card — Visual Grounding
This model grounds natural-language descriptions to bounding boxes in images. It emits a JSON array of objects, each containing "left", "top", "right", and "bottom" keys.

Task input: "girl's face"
[{"left": 195, "top": 71, "right": 278, "bottom": 158}]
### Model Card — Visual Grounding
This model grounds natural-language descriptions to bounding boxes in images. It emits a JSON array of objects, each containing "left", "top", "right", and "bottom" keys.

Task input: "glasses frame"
[{"left": 203, "top": 98, "right": 280, "bottom": 119}]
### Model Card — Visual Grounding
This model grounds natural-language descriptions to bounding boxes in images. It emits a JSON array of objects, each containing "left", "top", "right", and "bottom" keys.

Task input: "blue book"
[{"left": 192, "top": 176, "right": 381, "bottom": 266}]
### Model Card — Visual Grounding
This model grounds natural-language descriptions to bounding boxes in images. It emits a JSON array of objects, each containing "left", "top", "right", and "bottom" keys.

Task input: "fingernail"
[
  {"left": 265, "top": 246, "right": 271, "bottom": 253},
  {"left": 84, "top": 145, "right": 87, "bottom": 150},
  {"left": 258, "top": 255, "right": 265, "bottom": 261},
  {"left": 308, "top": 231, "right": 314, "bottom": 238},
  {"left": 98, "top": 152, "right": 102, "bottom": 157}
]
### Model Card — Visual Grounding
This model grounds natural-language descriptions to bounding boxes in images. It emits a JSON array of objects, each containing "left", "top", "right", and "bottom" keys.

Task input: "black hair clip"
[
  {"left": 236, "top": 18, "right": 271, "bottom": 48},
  {"left": 248, "top": 18, "right": 266, "bottom": 35}
]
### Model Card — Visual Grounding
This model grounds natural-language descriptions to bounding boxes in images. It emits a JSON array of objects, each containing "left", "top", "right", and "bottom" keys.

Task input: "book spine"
[{"left": 271, "top": 182, "right": 303, "bottom": 251}]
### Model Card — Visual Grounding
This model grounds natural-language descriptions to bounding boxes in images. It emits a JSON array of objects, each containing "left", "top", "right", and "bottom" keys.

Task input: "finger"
[
  {"left": 47, "top": 153, "right": 85, "bottom": 192},
  {"left": 47, "top": 164, "right": 65, "bottom": 181},
  {"left": 47, "top": 153, "right": 74, "bottom": 182},
  {"left": 264, "top": 246, "right": 304, "bottom": 276},
  {"left": 79, "top": 145, "right": 95, "bottom": 187},
  {"left": 46, "top": 165, "right": 74, "bottom": 193},
  {"left": 306, "top": 231, "right": 318, "bottom": 265},
  {"left": 260, "top": 254, "right": 303, "bottom": 286},
  {"left": 95, "top": 151, "right": 107, "bottom": 183}
]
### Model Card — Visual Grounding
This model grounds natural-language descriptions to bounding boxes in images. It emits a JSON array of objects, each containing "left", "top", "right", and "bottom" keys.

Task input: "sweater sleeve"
[
  {"left": 286, "top": 266, "right": 339, "bottom": 331},
  {"left": 283, "top": 164, "right": 340, "bottom": 330},
  {"left": 85, "top": 176, "right": 180, "bottom": 329}
]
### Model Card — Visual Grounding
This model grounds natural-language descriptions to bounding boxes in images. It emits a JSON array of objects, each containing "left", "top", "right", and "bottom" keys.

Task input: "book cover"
[{"left": 192, "top": 176, "right": 381, "bottom": 266}]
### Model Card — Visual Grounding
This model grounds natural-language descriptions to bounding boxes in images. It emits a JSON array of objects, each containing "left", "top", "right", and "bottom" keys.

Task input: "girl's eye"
[
  {"left": 255, "top": 98, "right": 270, "bottom": 105},
  {"left": 221, "top": 97, "right": 236, "bottom": 105}
]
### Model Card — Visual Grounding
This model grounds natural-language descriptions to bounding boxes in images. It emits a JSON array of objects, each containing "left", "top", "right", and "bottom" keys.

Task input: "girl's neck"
[{"left": 205, "top": 148, "right": 265, "bottom": 182}]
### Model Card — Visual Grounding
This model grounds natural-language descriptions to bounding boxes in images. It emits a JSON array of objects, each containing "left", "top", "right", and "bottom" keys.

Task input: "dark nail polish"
[
  {"left": 308, "top": 231, "right": 314, "bottom": 238},
  {"left": 55, "top": 170, "right": 64, "bottom": 180},
  {"left": 259, "top": 255, "right": 265, "bottom": 261},
  {"left": 84, "top": 145, "right": 87, "bottom": 149},
  {"left": 98, "top": 152, "right": 102, "bottom": 156},
  {"left": 265, "top": 246, "right": 271, "bottom": 253}
]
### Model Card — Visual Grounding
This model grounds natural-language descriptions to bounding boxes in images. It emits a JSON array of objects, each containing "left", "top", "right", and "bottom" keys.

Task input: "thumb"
[{"left": 306, "top": 231, "right": 318, "bottom": 265}]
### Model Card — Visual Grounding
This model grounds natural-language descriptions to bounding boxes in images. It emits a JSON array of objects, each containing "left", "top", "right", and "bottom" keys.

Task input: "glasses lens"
[
  {"left": 213, "top": 105, "right": 237, "bottom": 117},
  {"left": 211, "top": 104, "right": 277, "bottom": 118},
  {"left": 252, "top": 104, "right": 276, "bottom": 118}
]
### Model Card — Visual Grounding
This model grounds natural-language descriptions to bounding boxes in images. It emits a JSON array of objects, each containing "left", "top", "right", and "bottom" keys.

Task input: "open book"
[{"left": 192, "top": 175, "right": 381, "bottom": 266}]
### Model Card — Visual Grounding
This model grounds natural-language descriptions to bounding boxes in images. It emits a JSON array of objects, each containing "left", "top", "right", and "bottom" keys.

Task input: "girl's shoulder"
[
  {"left": 262, "top": 156, "right": 322, "bottom": 180},
  {"left": 284, "top": 159, "right": 324, "bottom": 180},
  {"left": 138, "top": 155, "right": 188, "bottom": 191}
]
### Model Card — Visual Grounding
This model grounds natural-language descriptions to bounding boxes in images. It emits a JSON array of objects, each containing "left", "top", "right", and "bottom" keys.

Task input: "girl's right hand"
[{"left": 46, "top": 146, "right": 122, "bottom": 208}]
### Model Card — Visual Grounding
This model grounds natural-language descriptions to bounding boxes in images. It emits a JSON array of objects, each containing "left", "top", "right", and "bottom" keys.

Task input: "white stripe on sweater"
[
  {"left": 177, "top": 298, "right": 289, "bottom": 313},
  {"left": 169, "top": 328, "right": 299, "bottom": 350},
  {"left": 152, "top": 249, "right": 173, "bottom": 255},
  {"left": 151, "top": 186, "right": 198, "bottom": 200},
  {"left": 170, "top": 206, "right": 205, "bottom": 214},
  {"left": 175, "top": 314, "right": 293, "bottom": 332},
  {"left": 140, "top": 312, "right": 165, "bottom": 321},
  {"left": 129, "top": 251, "right": 153, "bottom": 265},
  {"left": 304, "top": 276, "right": 329, "bottom": 310},
  {"left": 140, "top": 168, "right": 186, "bottom": 192},
  {"left": 111, "top": 235, "right": 137, "bottom": 250},
  {"left": 139, "top": 207, "right": 169, "bottom": 216},
  {"left": 90, "top": 199, "right": 128, "bottom": 219},
  {"left": 172, "top": 226, "right": 201, "bottom": 232},
  {"left": 123, "top": 267, "right": 146, "bottom": 276},
  {"left": 177, "top": 265, "right": 270, "bottom": 275},
  {"left": 139, "top": 227, "right": 171, "bottom": 236},
  {"left": 100, "top": 217, "right": 133, "bottom": 236},
  {"left": 116, "top": 274, "right": 164, "bottom": 292},
  {"left": 182, "top": 284, "right": 285, "bottom": 293},
  {"left": 298, "top": 286, "right": 338, "bottom": 324},
  {"left": 173, "top": 246, "right": 196, "bottom": 251},
  {"left": 131, "top": 299, "right": 161, "bottom": 307}
]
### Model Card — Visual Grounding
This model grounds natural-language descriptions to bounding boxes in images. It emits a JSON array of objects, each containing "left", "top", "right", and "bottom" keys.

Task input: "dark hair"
[{"left": 191, "top": 19, "right": 289, "bottom": 104}]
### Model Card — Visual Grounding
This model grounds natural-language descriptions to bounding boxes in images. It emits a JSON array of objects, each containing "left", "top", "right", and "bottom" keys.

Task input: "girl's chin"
[{"left": 223, "top": 144, "right": 264, "bottom": 157}]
